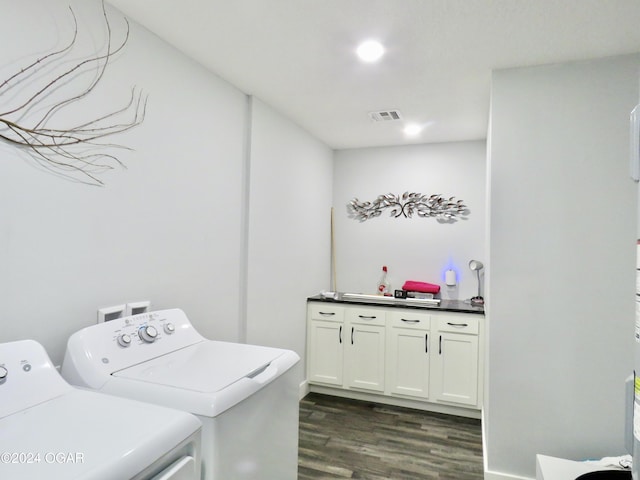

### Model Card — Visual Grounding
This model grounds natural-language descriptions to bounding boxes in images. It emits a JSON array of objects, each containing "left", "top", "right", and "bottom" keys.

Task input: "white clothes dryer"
[
  {"left": 61, "top": 308, "right": 300, "bottom": 480},
  {"left": 0, "top": 339, "right": 201, "bottom": 480}
]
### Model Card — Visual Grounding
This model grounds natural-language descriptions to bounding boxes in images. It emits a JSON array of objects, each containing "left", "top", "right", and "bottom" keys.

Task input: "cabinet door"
[
  {"left": 346, "top": 322, "right": 386, "bottom": 392},
  {"left": 386, "top": 311, "right": 431, "bottom": 399},
  {"left": 308, "top": 319, "right": 344, "bottom": 386},
  {"left": 432, "top": 331, "right": 479, "bottom": 406},
  {"left": 387, "top": 326, "right": 430, "bottom": 399}
]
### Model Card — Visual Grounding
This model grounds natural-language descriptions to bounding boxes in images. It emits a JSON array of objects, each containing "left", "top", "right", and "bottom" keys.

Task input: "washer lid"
[{"left": 112, "top": 340, "right": 286, "bottom": 393}]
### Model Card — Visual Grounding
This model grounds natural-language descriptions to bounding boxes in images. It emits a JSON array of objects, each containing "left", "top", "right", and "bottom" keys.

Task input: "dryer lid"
[
  {"left": 112, "top": 340, "right": 286, "bottom": 393},
  {"left": 0, "top": 389, "right": 200, "bottom": 480}
]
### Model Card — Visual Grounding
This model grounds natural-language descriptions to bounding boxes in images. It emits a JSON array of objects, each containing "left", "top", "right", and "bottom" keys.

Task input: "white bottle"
[{"left": 377, "top": 265, "right": 390, "bottom": 295}]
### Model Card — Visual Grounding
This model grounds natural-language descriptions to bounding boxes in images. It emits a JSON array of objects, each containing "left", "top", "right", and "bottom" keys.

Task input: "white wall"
[
  {"left": 246, "top": 97, "right": 333, "bottom": 381},
  {"left": 333, "top": 141, "right": 486, "bottom": 300},
  {"left": 0, "top": 0, "right": 334, "bottom": 369},
  {"left": 486, "top": 54, "right": 640, "bottom": 479}
]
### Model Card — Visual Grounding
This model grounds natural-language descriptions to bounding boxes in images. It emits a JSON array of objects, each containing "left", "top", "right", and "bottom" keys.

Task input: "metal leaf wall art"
[
  {"left": 0, "top": 1, "right": 147, "bottom": 186},
  {"left": 348, "top": 192, "right": 468, "bottom": 222}
]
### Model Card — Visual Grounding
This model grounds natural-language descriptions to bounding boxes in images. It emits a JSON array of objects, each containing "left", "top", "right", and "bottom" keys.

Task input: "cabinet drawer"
[
  {"left": 388, "top": 310, "right": 431, "bottom": 330},
  {"left": 309, "top": 303, "right": 344, "bottom": 322},
  {"left": 345, "top": 307, "right": 386, "bottom": 326},
  {"left": 436, "top": 315, "right": 479, "bottom": 335}
]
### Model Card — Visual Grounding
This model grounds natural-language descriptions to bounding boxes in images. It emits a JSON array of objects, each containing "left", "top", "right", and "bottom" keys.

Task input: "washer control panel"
[
  {"left": 108, "top": 311, "right": 180, "bottom": 349},
  {"left": 63, "top": 309, "right": 205, "bottom": 377}
]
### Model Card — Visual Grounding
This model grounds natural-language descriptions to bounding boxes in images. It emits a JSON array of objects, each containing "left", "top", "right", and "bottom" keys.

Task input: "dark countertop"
[{"left": 307, "top": 293, "right": 484, "bottom": 315}]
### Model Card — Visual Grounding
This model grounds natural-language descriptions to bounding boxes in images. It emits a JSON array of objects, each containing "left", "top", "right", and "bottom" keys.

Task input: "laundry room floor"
[{"left": 298, "top": 393, "right": 483, "bottom": 479}]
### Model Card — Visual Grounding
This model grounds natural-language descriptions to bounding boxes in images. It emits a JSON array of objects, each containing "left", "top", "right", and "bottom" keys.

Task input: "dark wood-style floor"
[{"left": 298, "top": 393, "right": 484, "bottom": 480}]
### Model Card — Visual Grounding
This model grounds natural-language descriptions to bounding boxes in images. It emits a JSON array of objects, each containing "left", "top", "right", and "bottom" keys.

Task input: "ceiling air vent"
[{"left": 369, "top": 110, "right": 403, "bottom": 122}]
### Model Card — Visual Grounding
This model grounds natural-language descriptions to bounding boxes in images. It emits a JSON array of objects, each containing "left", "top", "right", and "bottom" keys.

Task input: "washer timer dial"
[{"left": 138, "top": 325, "right": 158, "bottom": 343}]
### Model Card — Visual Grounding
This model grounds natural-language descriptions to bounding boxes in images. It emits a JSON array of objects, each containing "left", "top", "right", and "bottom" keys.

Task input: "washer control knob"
[
  {"left": 0, "top": 366, "right": 7, "bottom": 380},
  {"left": 138, "top": 325, "right": 158, "bottom": 343},
  {"left": 117, "top": 333, "right": 132, "bottom": 348},
  {"left": 163, "top": 323, "right": 175, "bottom": 335}
]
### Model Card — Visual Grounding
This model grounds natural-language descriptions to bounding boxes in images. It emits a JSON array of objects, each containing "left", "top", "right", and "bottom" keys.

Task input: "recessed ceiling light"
[
  {"left": 356, "top": 40, "right": 385, "bottom": 63},
  {"left": 403, "top": 123, "right": 423, "bottom": 136}
]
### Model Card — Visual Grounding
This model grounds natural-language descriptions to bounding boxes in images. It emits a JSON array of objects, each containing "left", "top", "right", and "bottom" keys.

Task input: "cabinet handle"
[
  {"left": 425, "top": 333, "right": 428, "bottom": 354},
  {"left": 358, "top": 315, "right": 376, "bottom": 320},
  {"left": 401, "top": 318, "right": 420, "bottom": 323},
  {"left": 351, "top": 327, "right": 354, "bottom": 345},
  {"left": 339, "top": 325, "right": 342, "bottom": 344},
  {"left": 439, "top": 335, "right": 442, "bottom": 355},
  {"left": 446, "top": 322, "right": 468, "bottom": 328},
  {"left": 319, "top": 311, "right": 335, "bottom": 316}
]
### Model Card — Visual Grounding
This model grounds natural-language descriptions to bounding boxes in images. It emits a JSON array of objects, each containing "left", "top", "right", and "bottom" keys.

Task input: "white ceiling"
[{"left": 107, "top": 0, "right": 640, "bottom": 149}]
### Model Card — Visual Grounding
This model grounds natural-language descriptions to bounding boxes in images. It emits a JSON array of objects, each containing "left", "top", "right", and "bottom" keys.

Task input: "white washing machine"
[
  {"left": 0, "top": 339, "right": 201, "bottom": 480},
  {"left": 61, "top": 308, "right": 300, "bottom": 480}
]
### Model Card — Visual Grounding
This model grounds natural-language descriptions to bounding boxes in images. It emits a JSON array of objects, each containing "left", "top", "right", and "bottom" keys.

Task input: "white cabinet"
[
  {"left": 431, "top": 316, "right": 479, "bottom": 406},
  {"left": 306, "top": 301, "right": 484, "bottom": 414},
  {"left": 386, "top": 310, "right": 431, "bottom": 399},
  {"left": 307, "top": 304, "right": 344, "bottom": 386},
  {"left": 306, "top": 304, "right": 386, "bottom": 393},
  {"left": 344, "top": 307, "right": 386, "bottom": 392}
]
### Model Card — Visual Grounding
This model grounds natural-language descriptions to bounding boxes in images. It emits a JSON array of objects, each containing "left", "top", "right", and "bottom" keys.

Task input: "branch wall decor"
[
  {"left": 348, "top": 192, "right": 469, "bottom": 222},
  {"left": 0, "top": 1, "right": 147, "bottom": 186}
]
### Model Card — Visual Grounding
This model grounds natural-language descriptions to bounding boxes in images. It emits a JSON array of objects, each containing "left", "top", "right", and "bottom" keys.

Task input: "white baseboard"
[
  {"left": 299, "top": 379, "right": 310, "bottom": 400},
  {"left": 483, "top": 469, "right": 533, "bottom": 480}
]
